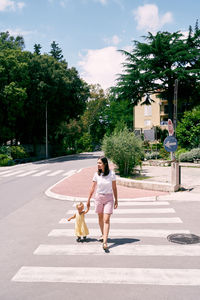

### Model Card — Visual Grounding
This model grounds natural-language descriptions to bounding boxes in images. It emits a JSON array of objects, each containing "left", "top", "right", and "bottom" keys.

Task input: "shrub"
[
  {"left": 0, "top": 146, "right": 11, "bottom": 156},
  {"left": 190, "top": 148, "right": 200, "bottom": 159},
  {"left": 179, "top": 148, "right": 200, "bottom": 162},
  {"left": 159, "top": 147, "right": 170, "bottom": 160},
  {"left": 175, "top": 148, "right": 187, "bottom": 160},
  {"left": 102, "top": 127, "right": 144, "bottom": 176},
  {"left": 77, "top": 133, "right": 93, "bottom": 152},
  {"left": 145, "top": 151, "right": 161, "bottom": 160},
  {"left": 0, "top": 154, "right": 14, "bottom": 166},
  {"left": 10, "top": 146, "right": 28, "bottom": 159}
]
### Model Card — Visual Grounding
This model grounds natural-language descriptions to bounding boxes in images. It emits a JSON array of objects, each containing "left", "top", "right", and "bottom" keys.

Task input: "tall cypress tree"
[{"left": 50, "top": 41, "right": 63, "bottom": 61}]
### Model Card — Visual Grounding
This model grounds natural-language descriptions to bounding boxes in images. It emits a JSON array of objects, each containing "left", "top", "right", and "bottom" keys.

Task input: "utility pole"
[
  {"left": 45, "top": 100, "right": 48, "bottom": 159},
  {"left": 173, "top": 79, "right": 178, "bottom": 136}
]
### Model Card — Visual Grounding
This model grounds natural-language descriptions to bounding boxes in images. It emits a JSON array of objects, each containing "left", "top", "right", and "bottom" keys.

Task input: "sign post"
[{"left": 164, "top": 126, "right": 180, "bottom": 191}]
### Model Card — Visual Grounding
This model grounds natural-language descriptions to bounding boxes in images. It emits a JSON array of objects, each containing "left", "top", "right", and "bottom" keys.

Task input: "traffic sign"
[
  {"left": 164, "top": 136, "right": 178, "bottom": 152},
  {"left": 168, "top": 119, "right": 174, "bottom": 136}
]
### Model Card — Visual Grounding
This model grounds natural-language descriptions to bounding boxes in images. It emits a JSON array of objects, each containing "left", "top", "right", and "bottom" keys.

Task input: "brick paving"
[{"left": 51, "top": 165, "right": 168, "bottom": 199}]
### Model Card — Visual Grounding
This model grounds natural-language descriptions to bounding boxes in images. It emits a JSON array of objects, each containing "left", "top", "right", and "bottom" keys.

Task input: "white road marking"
[
  {"left": 2, "top": 170, "right": 24, "bottom": 177},
  {"left": 73, "top": 201, "right": 170, "bottom": 207},
  {"left": 59, "top": 217, "right": 182, "bottom": 224},
  {"left": 62, "top": 170, "right": 77, "bottom": 176},
  {"left": 47, "top": 170, "right": 64, "bottom": 176},
  {"left": 32, "top": 170, "right": 51, "bottom": 176},
  {"left": 0, "top": 170, "right": 17, "bottom": 175},
  {"left": 17, "top": 170, "right": 38, "bottom": 177},
  {"left": 34, "top": 244, "right": 200, "bottom": 256},
  {"left": 67, "top": 208, "right": 175, "bottom": 214},
  {"left": 48, "top": 228, "right": 190, "bottom": 238},
  {"left": 11, "top": 266, "right": 200, "bottom": 285}
]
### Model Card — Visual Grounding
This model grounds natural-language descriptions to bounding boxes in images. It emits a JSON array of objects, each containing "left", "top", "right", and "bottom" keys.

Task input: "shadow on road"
[
  {"left": 108, "top": 237, "right": 140, "bottom": 250},
  {"left": 33, "top": 152, "right": 102, "bottom": 165}
]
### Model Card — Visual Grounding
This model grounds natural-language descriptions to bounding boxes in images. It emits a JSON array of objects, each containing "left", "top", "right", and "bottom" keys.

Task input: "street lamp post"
[{"left": 45, "top": 100, "right": 48, "bottom": 159}]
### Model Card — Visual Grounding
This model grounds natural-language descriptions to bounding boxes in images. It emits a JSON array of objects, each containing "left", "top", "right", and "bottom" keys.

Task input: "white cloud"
[
  {"left": 0, "top": 0, "right": 25, "bottom": 11},
  {"left": 78, "top": 46, "right": 125, "bottom": 90},
  {"left": 133, "top": 4, "right": 173, "bottom": 33},
  {"left": 6, "top": 28, "right": 36, "bottom": 37},
  {"left": 104, "top": 34, "right": 121, "bottom": 45}
]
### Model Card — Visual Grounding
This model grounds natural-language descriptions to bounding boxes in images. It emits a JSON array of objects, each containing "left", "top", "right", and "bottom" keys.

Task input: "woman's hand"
[{"left": 114, "top": 200, "right": 118, "bottom": 209}]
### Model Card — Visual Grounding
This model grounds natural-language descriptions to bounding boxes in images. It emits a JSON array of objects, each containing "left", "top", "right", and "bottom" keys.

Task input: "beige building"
[{"left": 134, "top": 94, "right": 168, "bottom": 132}]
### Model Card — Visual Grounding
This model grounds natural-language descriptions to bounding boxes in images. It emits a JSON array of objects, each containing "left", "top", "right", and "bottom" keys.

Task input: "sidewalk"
[
  {"left": 46, "top": 163, "right": 200, "bottom": 202},
  {"left": 46, "top": 165, "right": 168, "bottom": 201}
]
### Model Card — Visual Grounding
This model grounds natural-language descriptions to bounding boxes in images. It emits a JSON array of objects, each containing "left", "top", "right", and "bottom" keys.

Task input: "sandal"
[{"left": 102, "top": 242, "right": 109, "bottom": 253}]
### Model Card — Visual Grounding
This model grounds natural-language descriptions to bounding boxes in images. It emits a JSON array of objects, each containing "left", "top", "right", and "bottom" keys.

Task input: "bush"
[
  {"left": 179, "top": 148, "right": 200, "bottom": 162},
  {"left": 175, "top": 148, "right": 187, "bottom": 160},
  {"left": 10, "top": 146, "right": 28, "bottom": 159},
  {"left": 0, "top": 146, "right": 11, "bottom": 156},
  {"left": 0, "top": 154, "right": 14, "bottom": 166},
  {"left": 145, "top": 151, "right": 161, "bottom": 160},
  {"left": 190, "top": 148, "right": 200, "bottom": 159},
  {"left": 77, "top": 133, "right": 93, "bottom": 152},
  {"left": 102, "top": 127, "right": 144, "bottom": 176}
]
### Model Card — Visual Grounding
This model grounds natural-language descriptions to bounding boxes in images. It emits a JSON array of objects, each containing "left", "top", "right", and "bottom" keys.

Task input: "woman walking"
[{"left": 87, "top": 156, "right": 118, "bottom": 251}]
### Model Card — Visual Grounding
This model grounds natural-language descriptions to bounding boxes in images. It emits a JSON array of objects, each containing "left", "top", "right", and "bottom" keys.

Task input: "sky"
[{"left": 0, "top": 0, "right": 199, "bottom": 90}]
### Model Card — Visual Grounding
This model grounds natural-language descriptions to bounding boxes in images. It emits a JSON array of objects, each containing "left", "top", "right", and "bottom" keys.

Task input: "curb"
[{"left": 116, "top": 176, "right": 179, "bottom": 192}]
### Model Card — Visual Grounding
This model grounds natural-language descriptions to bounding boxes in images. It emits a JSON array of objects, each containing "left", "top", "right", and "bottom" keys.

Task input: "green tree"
[
  {"left": 105, "top": 90, "right": 133, "bottom": 135},
  {"left": 0, "top": 31, "right": 25, "bottom": 50},
  {"left": 50, "top": 41, "right": 63, "bottom": 61},
  {"left": 0, "top": 47, "right": 30, "bottom": 144},
  {"left": 21, "top": 55, "right": 89, "bottom": 146},
  {"left": 0, "top": 31, "right": 89, "bottom": 150},
  {"left": 115, "top": 22, "right": 200, "bottom": 120},
  {"left": 176, "top": 106, "right": 200, "bottom": 149},
  {"left": 80, "top": 84, "right": 108, "bottom": 147},
  {"left": 34, "top": 43, "right": 42, "bottom": 55}
]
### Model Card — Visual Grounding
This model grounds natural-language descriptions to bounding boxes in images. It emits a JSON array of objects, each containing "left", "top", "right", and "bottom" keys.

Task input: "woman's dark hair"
[{"left": 98, "top": 156, "right": 110, "bottom": 176}]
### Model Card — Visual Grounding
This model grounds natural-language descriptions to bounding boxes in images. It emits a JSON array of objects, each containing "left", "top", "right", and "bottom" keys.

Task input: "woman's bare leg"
[
  {"left": 98, "top": 213, "right": 104, "bottom": 237},
  {"left": 103, "top": 213, "right": 111, "bottom": 246}
]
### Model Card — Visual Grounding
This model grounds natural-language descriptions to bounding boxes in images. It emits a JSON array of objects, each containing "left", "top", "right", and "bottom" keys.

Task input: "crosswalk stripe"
[
  {"left": 62, "top": 170, "right": 77, "bottom": 176},
  {"left": 17, "top": 170, "right": 39, "bottom": 177},
  {"left": 0, "top": 170, "right": 17, "bottom": 175},
  {"left": 32, "top": 170, "right": 51, "bottom": 176},
  {"left": 67, "top": 208, "right": 175, "bottom": 214},
  {"left": 2, "top": 170, "right": 24, "bottom": 177},
  {"left": 73, "top": 201, "right": 170, "bottom": 207},
  {"left": 59, "top": 217, "right": 182, "bottom": 224},
  {"left": 48, "top": 228, "right": 190, "bottom": 238},
  {"left": 34, "top": 244, "right": 200, "bottom": 256},
  {"left": 11, "top": 266, "right": 200, "bottom": 285},
  {"left": 47, "top": 170, "right": 64, "bottom": 176}
]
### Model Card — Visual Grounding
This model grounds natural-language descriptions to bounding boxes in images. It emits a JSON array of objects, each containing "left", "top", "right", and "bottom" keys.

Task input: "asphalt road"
[{"left": 0, "top": 152, "right": 200, "bottom": 300}]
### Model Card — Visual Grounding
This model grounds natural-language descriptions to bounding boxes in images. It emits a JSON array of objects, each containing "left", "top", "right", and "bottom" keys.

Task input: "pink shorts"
[{"left": 95, "top": 193, "right": 114, "bottom": 214}]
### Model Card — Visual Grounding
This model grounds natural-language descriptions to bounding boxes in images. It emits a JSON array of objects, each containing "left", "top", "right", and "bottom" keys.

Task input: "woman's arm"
[
  {"left": 112, "top": 180, "right": 118, "bottom": 209},
  {"left": 86, "top": 181, "right": 97, "bottom": 210}
]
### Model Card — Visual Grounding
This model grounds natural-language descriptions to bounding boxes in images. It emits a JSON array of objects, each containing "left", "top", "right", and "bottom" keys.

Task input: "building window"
[
  {"left": 144, "top": 119, "right": 151, "bottom": 126},
  {"left": 144, "top": 105, "right": 152, "bottom": 116}
]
